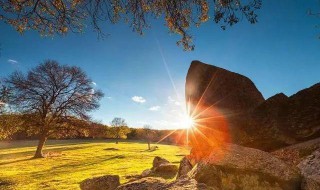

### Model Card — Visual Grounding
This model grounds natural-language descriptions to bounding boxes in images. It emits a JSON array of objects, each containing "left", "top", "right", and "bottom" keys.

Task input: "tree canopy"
[{"left": 0, "top": 0, "right": 261, "bottom": 50}]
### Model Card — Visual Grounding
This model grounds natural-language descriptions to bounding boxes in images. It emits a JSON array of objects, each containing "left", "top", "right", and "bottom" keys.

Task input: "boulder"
[
  {"left": 80, "top": 175, "right": 120, "bottom": 190},
  {"left": 186, "top": 60, "right": 264, "bottom": 115},
  {"left": 177, "top": 157, "right": 193, "bottom": 179},
  {"left": 153, "top": 163, "right": 178, "bottom": 173},
  {"left": 298, "top": 149, "right": 320, "bottom": 190},
  {"left": 188, "top": 144, "right": 302, "bottom": 190},
  {"left": 152, "top": 156, "right": 170, "bottom": 169},
  {"left": 116, "top": 177, "right": 166, "bottom": 190},
  {"left": 185, "top": 60, "right": 265, "bottom": 152}
]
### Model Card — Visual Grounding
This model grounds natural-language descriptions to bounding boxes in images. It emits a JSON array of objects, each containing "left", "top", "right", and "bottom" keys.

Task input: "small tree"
[
  {"left": 5, "top": 60, "right": 103, "bottom": 158},
  {"left": 143, "top": 125, "right": 155, "bottom": 150},
  {"left": 110, "top": 117, "right": 128, "bottom": 144}
]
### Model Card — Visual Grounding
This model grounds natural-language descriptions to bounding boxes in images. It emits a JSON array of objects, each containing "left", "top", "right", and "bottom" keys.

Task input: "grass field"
[{"left": 0, "top": 139, "right": 189, "bottom": 190}]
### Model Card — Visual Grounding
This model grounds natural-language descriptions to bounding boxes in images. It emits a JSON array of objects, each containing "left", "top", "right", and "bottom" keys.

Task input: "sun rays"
[{"left": 156, "top": 40, "right": 231, "bottom": 155}]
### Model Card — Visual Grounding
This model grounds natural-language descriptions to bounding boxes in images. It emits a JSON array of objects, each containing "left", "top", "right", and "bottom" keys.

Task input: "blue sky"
[{"left": 0, "top": 0, "right": 319, "bottom": 129}]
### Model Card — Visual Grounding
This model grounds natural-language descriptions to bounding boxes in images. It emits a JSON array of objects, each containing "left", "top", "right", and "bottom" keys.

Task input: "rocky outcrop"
[
  {"left": 80, "top": 175, "right": 120, "bottom": 190},
  {"left": 245, "top": 83, "right": 320, "bottom": 150},
  {"left": 185, "top": 60, "right": 320, "bottom": 151},
  {"left": 176, "top": 157, "right": 193, "bottom": 179},
  {"left": 188, "top": 144, "right": 301, "bottom": 190},
  {"left": 298, "top": 149, "right": 320, "bottom": 190}
]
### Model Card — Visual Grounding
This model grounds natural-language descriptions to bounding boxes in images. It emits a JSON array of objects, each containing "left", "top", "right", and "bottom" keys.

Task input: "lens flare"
[{"left": 181, "top": 114, "right": 195, "bottom": 129}]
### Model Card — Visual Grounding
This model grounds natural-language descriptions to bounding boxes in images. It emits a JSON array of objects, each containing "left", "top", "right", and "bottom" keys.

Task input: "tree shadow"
[
  {"left": 0, "top": 157, "right": 32, "bottom": 166},
  {"left": 28, "top": 154, "right": 126, "bottom": 178},
  {"left": 0, "top": 145, "right": 97, "bottom": 160}
]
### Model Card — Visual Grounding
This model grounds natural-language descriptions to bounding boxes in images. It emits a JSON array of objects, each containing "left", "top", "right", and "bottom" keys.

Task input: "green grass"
[{"left": 0, "top": 139, "right": 189, "bottom": 190}]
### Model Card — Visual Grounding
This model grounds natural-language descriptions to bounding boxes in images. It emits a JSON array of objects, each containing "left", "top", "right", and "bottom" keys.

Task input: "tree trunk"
[
  {"left": 116, "top": 138, "right": 119, "bottom": 144},
  {"left": 34, "top": 135, "right": 47, "bottom": 158},
  {"left": 148, "top": 141, "right": 150, "bottom": 150}
]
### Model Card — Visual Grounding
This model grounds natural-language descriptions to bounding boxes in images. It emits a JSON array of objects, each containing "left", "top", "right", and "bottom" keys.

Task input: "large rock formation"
[
  {"left": 185, "top": 60, "right": 265, "bottom": 153},
  {"left": 188, "top": 144, "right": 302, "bottom": 190},
  {"left": 185, "top": 60, "right": 320, "bottom": 151},
  {"left": 186, "top": 60, "right": 265, "bottom": 114}
]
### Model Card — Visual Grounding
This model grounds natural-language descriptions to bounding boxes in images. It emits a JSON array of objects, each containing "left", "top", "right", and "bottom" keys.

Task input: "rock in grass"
[
  {"left": 152, "top": 156, "right": 170, "bottom": 169},
  {"left": 116, "top": 177, "right": 166, "bottom": 190},
  {"left": 80, "top": 175, "right": 120, "bottom": 190},
  {"left": 153, "top": 163, "right": 178, "bottom": 173},
  {"left": 176, "top": 157, "right": 193, "bottom": 179},
  {"left": 188, "top": 144, "right": 302, "bottom": 190}
]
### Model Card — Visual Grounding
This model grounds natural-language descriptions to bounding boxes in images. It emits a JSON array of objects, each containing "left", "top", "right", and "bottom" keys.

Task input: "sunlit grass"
[{"left": 0, "top": 139, "right": 189, "bottom": 190}]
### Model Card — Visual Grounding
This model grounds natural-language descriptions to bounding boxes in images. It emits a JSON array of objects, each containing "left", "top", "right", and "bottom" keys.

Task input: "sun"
[{"left": 181, "top": 114, "right": 195, "bottom": 129}]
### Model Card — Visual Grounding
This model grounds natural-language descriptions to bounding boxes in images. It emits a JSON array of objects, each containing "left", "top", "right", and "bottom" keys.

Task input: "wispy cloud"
[
  {"left": 168, "top": 96, "right": 181, "bottom": 106},
  {"left": 106, "top": 96, "right": 112, "bottom": 100},
  {"left": 149, "top": 106, "right": 160, "bottom": 111},
  {"left": 8, "top": 59, "right": 18, "bottom": 64},
  {"left": 132, "top": 96, "right": 146, "bottom": 103},
  {"left": 92, "top": 82, "right": 97, "bottom": 86}
]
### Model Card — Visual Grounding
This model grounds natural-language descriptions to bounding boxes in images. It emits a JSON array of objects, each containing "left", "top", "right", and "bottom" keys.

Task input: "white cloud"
[
  {"left": 149, "top": 106, "right": 160, "bottom": 111},
  {"left": 132, "top": 96, "right": 146, "bottom": 103},
  {"left": 8, "top": 59, "right": 18, "bottom": 64},
  {"left": 92, "top": 82, "right": 97, "bottom": 86},
  {"left": 168, "top": 96, "right": 181, "bottom": 106},
  {"left": 106, "top": 96, "right": 112, "bottom": 100}
]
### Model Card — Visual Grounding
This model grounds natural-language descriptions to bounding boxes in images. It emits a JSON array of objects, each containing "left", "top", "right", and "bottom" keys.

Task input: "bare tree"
[
  {"left": 0, "top": 0, "right": 261, "bottom": 51},
  {"left": 5, "top": 60, "right": 103, "bottom": 158},
  {"left": 110, "top": 117, "right": 128, "bottom": 144},
  {"left": 143, "top": 125, "right": 155, "bottom": 150}
]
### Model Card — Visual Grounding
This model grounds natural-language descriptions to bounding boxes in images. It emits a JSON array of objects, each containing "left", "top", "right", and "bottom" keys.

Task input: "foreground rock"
[
  {"left": 117, "top": 177, "right": 213, "bottom": 190},
  {"left": 176, "top": 157, "right": 193, "bottom": 179},
  {"left": 163, "top": 177, "right": 215, "bottom": 190},
  {"left": 188, "top": 144, "right": 301, "bottom": 190},
  {"left": 80, "top": 175, "right": 120, "bottom": 190},
  {"left": 152, "top": 156, "right": 170, "bottom": 169},
  {"left": 116, "top": 177, "right": 166, "bottom": 190},
  {"left": 298, "top": 149, "right": 320, "bottom": 190}
]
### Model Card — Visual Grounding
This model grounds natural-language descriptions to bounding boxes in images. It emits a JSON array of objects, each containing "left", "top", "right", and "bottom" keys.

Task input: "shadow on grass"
[
  {"left": 0, "top": 157, "right": 32, "bottom": 166},
  {"left": 0, "top": 145, "right": 97, "bottom": 160},
  {"left": 104, "top": 148, "right": 119, "bottom": 151},
  {"left": 29, "top": 154, "right": 126, "bottom": 178}
]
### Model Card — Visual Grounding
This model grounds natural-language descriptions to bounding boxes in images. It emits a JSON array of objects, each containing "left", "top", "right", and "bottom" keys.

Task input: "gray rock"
[
  {"left": 177, "top": 157, "right": 193, "bottom": 179},
  {"left": 152, "top": 156, "right": 170, "bottom": 169},
  {"left": 80, "top": 175, "right": 120, "bottom": 190},
  {"left": 188, "top": 144, "right": 302, "bottom": 190},
  {"left": 153, "top": 163, "right": 178, "bottom": 173},
  {"left": 116, "top": 177, "right": 166, "bottom": 190}
]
